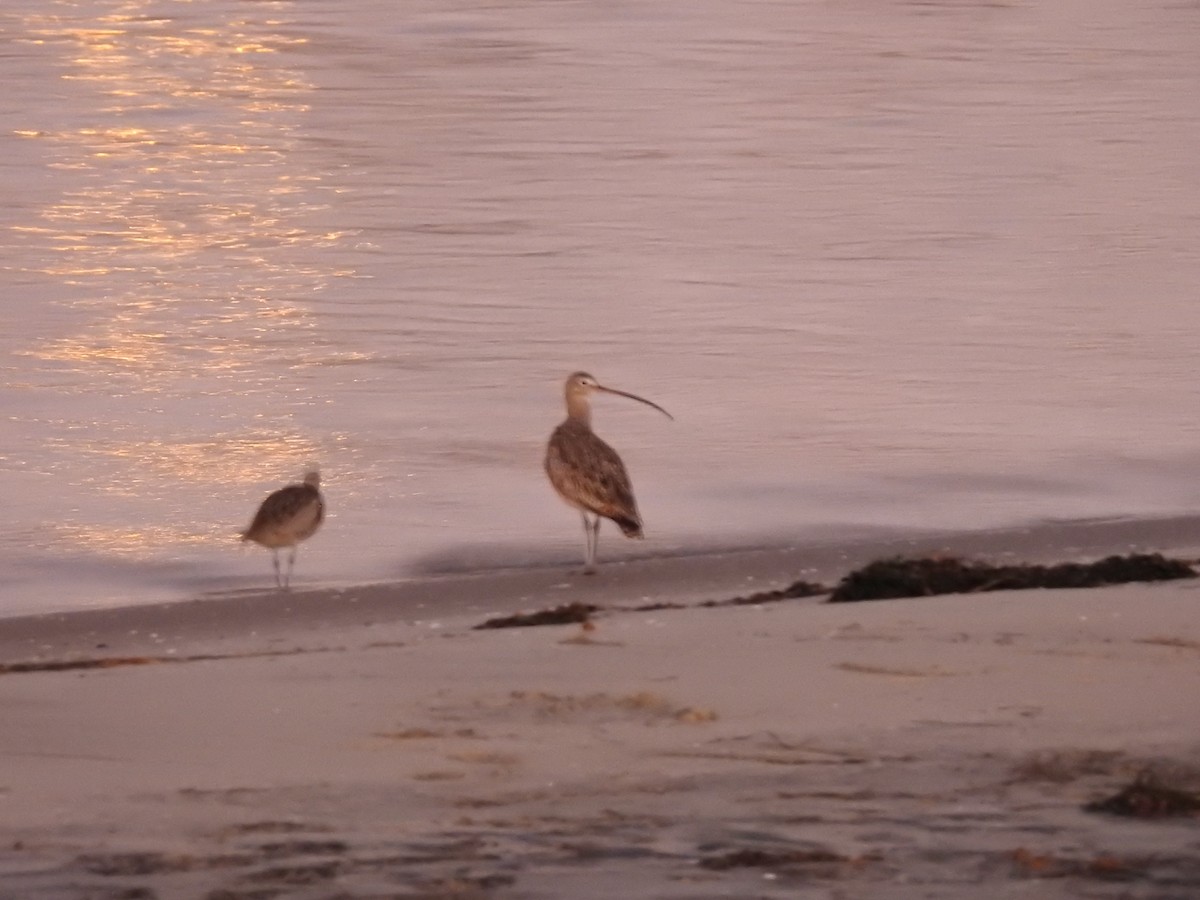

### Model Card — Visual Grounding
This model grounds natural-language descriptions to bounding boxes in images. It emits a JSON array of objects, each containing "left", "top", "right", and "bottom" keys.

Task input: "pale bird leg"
[
  {"left": 579, "top": 512, "right": 601, "bottom": 575},
  {"left": 283, "top": 546, "right": 298, "bottom": 591},
  {"left": 579, "top": 513, "right": 593, "bottom": 574},
  {"left": 589, "top": 515, "right": 601, "bottom": 575}
]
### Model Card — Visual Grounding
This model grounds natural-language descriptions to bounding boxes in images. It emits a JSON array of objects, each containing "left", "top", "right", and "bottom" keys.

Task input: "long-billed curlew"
[
  {"left": 544, "top": 372, "right": 672, "bottom": 573},
  {"left": 241, "top": 469, "right": 325, "bottom": 590}
]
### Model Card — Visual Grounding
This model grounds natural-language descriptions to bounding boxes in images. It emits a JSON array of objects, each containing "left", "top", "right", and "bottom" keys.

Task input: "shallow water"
[{"left": 2, "top": 0, "right": 1199, "bottom": 614}]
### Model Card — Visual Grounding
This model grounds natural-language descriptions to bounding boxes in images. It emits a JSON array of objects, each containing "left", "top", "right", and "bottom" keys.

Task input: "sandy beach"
[{"left": 1, "top": 519, "right": 1198, "bottom": 899}]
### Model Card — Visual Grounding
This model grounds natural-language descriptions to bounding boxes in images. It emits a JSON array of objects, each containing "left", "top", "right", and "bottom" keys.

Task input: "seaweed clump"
[
  {"left": 698, "top": 847, "right": 849, "bottom": 871},
  {"left": 700, "top": 579, "right": 828, "bottom": 608},
  {"left": 474, "top": 601, "right": 598, "bottom": 629},
  {"left": 829, "top": 553, "right": 1194, "bottom": 603},
  {"left": 1085, "top": 772, "right": 1200, "bottom": 819}
]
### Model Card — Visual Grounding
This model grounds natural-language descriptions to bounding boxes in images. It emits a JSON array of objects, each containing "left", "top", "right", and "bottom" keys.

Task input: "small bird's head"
[{"left": 302, "top": 469, "right": 321, "bottom": 488}]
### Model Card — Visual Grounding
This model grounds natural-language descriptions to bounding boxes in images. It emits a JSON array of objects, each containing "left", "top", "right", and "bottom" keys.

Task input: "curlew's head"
[
  {"left": 562, "top": 371, "right": 673, "bottom": 425},
  {"left": 302, "top": 469, "right": 321, "bottom": 488}
]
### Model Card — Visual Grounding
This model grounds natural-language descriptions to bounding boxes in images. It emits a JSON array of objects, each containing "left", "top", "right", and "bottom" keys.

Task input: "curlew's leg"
[
  {"left": 271, "top": 549, "right": 282, "bottom": 589},
  {"left": 283, "top": 546, "right": 297, "bottom": 591},
  {"left": 579, "top": 513, "right": 601, "bottom": 575},
  {"left": 590, "top": 516, "right": 601, "bottom": 573},
  {"left": 579, "top": 513, "right": 593, "bottom": 573}
]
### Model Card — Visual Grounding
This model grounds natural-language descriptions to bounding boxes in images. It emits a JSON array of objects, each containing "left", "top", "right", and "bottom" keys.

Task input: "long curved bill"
[{"left": 596, "top": 384, "right": 674, "bottom": 420}]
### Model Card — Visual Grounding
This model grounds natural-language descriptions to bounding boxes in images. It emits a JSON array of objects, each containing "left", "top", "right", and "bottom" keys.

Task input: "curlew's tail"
[{"left": 614, "top": 515, "right": 643, "bottom": 538}]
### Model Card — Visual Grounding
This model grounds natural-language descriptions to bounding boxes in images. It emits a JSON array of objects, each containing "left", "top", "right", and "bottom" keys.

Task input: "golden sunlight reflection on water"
[
  {"left": 43, "top": 430, "right": 332, "bottom": 492},
  {"left": 12, "top": 0, "right": 356, "bottom": 557},
  {"left": 49, "top": 523, "right": 220, "bottom": 558}
]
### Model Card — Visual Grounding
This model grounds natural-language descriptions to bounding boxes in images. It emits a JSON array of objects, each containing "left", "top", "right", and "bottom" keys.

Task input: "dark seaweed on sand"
[
  {"left": 828, "top": 553, "right": 1195, "bottom": 603},
  {"left": 698, "top": 847, "right": 848, "bottom": 870},
  {"left": 700, "top": 579, "right": 828, "bottom": 607},
  {"left": 474, "top": 601, "right": 598, "bottom": 629},
  {"left": 1086, "top": 772, "right": 1200, "bottom": 819}
]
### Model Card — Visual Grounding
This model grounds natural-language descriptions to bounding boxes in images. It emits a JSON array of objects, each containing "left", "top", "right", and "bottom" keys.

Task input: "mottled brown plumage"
[
  {"left": 242, "top": 470, "right": 324, "bottom": 589},
  {"left": 544, "top": 372, "right": 672, "bottom": 573},
  {"left": 546, "top": 418, "right": 643, "bottom": 538}
]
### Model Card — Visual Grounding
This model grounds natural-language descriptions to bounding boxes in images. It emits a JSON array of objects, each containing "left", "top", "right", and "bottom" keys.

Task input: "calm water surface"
[{"left": 2, "top": 0, "right": 1199, "bottom": 614}]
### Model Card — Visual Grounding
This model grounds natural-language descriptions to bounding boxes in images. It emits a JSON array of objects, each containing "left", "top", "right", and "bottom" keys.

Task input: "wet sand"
[{"left": 1, "top": 518, "right": 1199, "bottom": 899}]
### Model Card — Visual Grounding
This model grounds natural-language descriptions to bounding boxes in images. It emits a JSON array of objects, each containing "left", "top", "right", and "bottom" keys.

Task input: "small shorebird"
[
  {"left": 544, "top": 372, "right": 672, "bottom": 573},
  {"left": 241, "top": 469, "right": 325, "bottom": 590}
]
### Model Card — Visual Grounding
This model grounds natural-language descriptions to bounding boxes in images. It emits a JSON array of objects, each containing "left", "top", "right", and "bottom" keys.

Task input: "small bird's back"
[{"left": 242, "top": 482, "right": 324, "bottom": 549}]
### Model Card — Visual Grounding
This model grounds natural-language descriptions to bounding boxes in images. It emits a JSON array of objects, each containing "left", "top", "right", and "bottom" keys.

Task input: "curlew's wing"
[{"left": 544, "top": 421, "right": 641, "bottom": 532}]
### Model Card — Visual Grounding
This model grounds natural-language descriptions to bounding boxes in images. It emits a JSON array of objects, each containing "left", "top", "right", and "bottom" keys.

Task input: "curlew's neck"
[{"left": 565, "top": 391, "right": 592, "bottom": 427}]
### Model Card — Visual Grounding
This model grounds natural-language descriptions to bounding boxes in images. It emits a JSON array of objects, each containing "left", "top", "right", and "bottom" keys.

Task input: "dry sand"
[{"left": 1, "top": 520, "right": 1199, "bottom": 899}]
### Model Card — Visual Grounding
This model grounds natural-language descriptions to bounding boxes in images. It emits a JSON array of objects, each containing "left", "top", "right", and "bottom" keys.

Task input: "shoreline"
[{"left": 4, "top": 511, "right": 1200, "bottom": 661}]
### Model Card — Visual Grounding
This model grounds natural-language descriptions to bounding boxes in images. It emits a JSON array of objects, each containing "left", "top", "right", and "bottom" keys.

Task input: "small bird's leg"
[
  {"left": 283, "top": 546, "right": 297, "bottom": 591},
  {"left": 271, "top": 549, "right": 282, "bottom": 589}
]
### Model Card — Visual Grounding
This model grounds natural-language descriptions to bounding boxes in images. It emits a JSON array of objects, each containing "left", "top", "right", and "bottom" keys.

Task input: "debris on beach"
[
  {"left": 627, "top": 579, "right": 827, "bottom": 614},
  {"left": 828, "top": 552, "right": 1195, "bottom": 603},
  {"left": 558, "top": 617, "right": 619, "bottom": 646},
  {"left": 0, "top": 656, "right": 163, "bottom": 675},
  {"left": 1006, "top": 847, "right": 1141, "bottom": 879},
  {"left": 473, "top": 601, "right": 598, "bottom": 629},
  {"left": 629, "top": 600, "right": 688, "bottom": 612},
  {"left": 506, "top": 689, "right": 717, "bottom": 723},
  {"left": 1085, "top": 771, "right": 1200, "bottom": 819},
  {"left": 0, "top": 647, "right": 337, "bottom": 677},
  {"left": 1008, "top": 749, "right": 1125, "bottom": 784},
  {"left": 697, "top": 846, "right": 855, "bottom": 871},
  {"left": 700, "top": 579, "right": 829, "bottom": 607}
]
